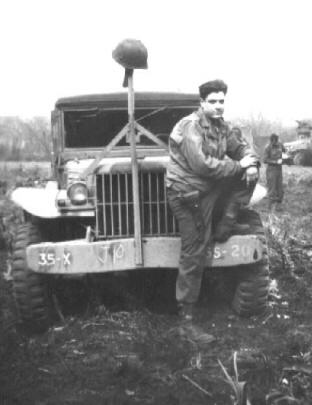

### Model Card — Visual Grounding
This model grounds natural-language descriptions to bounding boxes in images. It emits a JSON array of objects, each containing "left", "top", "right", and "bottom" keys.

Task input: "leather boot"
[
  {"left": 177, "top": 303, "right": 215, "bottom": 346},
  {"left": 214, "top": 202, "right": 249, "bottom": 243},
  {"left": 178, "top": 323, "right": 216, "bottom": 345}
]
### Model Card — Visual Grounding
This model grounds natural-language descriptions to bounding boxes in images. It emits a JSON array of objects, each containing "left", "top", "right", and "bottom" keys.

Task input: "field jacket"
[
  {"left": 166, "top": 108, "right": 259, "bottom": 193},
  {"left": 263, "top": 142, "right": 285, "bottom": 166}
]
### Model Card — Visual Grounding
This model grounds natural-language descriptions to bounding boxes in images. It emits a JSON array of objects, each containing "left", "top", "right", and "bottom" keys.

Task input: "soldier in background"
[
  {"left": 231, "top": 126, "right": 248, "bottom": 145},
  {"left": 263, "top": 133, "right": 285, "bottom": 211}
]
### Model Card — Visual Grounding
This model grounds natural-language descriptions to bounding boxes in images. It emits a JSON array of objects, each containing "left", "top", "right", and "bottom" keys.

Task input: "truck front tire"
[{"left": 12, "top": 222, "right": 51, "bottom": 332}]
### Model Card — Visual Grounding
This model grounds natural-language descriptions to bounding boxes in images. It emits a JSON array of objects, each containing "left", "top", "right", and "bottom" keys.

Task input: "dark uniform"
[
  {"left": 166, "top": 108, "right": 259, "bottom": 306},
  {"left": 263, "top": 137, "right": 285, "bottom": 208}
]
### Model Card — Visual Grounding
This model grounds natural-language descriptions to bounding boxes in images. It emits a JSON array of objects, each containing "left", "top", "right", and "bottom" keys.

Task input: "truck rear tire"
[
  {"left": 12, "top": 222, "right": 51, "bottom": 332},
  {"left": 231, "top": 209, "right": 270, "bottom": 317}
]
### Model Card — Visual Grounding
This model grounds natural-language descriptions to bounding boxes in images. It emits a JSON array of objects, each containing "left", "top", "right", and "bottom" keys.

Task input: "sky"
[{"left": 1, "top": 0, "right": 312, "bottom": 125}]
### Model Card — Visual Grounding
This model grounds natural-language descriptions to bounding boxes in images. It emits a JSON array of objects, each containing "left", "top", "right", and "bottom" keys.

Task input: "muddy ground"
[{"left": 1, "top": 165, "right": 312, "bottom": 405}]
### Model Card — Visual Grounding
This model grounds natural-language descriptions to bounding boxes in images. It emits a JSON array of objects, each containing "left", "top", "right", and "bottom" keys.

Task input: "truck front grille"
[{"left": 95, "top": 171, "right": 178, "bottom": 239}]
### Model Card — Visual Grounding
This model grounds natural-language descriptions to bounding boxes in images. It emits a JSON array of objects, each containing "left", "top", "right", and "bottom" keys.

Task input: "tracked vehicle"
[
  {"left": 10, "top": 91, "right": 270, "bottom": 331},
  {"left": 284, "top": 120, "right": 312, "bottom": 165}
]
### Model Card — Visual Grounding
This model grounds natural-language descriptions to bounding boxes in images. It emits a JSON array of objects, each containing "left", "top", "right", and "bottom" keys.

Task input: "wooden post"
[{"left": 127, "top": 71, "right": 143, "bottom": 266}]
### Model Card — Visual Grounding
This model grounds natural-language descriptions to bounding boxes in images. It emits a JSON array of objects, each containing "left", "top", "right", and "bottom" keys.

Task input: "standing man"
[
  {"left": 231, "top": 126, "right": 247, "bottom": 145},
  {"left": 263, "top": 133, "right": 285, "bottom": 211},
  {"left": 166, "top": 80, "right": 259, "bottom": 336}
]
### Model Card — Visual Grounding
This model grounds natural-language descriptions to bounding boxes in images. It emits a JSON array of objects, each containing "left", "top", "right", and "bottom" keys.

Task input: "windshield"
[{"left": 64, "top": 107, "right": 194, "bottom": 148}]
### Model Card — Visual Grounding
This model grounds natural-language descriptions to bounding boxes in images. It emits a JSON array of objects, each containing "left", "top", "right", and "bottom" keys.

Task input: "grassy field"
[{"left": 1, "top": 164, "right": 312, "bottom": 404}]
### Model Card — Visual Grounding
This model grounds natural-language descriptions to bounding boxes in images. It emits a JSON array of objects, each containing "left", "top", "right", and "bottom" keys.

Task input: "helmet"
[{"left": 112, "top": 39, "right": 148, "bottom": 70}]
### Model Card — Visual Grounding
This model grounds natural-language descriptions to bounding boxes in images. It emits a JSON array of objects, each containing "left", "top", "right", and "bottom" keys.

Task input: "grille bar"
[
  {"left": 156, "top": 174, "right": 160, "bottom": 234},
  {"left": 96, "top": 171, "right": 178, "bottom": 239}
]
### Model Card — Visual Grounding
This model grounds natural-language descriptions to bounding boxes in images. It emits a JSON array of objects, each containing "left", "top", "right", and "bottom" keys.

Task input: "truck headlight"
[{"left": 67, "top": 181, "right": 88, "bottom": 205}]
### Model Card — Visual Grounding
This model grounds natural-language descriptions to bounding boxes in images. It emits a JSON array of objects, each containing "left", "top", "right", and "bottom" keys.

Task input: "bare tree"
[{"left": 0, "top": 116, "right": 51, "bottom": 160}]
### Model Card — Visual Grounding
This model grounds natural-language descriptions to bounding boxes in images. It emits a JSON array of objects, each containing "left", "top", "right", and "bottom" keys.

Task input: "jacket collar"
[
  {"left": 197, "top": 108, "right": 210, "bottom": 128},
  {"left": 196, "top": 108, "right": 225, "bottom": 130}
]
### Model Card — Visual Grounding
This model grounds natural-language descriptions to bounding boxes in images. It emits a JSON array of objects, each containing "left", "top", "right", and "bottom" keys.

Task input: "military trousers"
[
  {"left": 167, "top": 177, "right": 255, "bottom": 305},
  {"left": 266, "top": 165, "right": 283, "bottom": 203}
]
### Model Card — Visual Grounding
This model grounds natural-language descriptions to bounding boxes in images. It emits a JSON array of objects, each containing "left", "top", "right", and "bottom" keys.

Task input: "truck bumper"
[{"left": 26, "top": 235, "right": 264, "bottom": 274}]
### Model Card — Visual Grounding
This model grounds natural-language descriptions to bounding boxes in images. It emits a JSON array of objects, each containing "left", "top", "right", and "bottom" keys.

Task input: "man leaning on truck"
[{"left": 166, "top": 79, "right": 260, "bottom": 335}]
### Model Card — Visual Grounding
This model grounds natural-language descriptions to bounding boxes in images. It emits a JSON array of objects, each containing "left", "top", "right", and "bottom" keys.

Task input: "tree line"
[
  {"left": 0, "top": 115, "right": 297, "bottom": 161},
  {"left": 233, "top": 113, "right": 296, "bottom": 156},
  {"left": 0, "top": 117, "right": 51, "bottom": 161}
]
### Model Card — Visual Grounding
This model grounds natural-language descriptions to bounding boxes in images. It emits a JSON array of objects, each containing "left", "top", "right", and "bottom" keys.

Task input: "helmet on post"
[{"left": 112, "top": 39, "right": 148, "bottom": 70}]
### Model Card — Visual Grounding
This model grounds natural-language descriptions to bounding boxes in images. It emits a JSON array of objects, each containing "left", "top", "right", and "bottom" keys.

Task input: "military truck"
[
  {"left": 284, "top": 120, "right": 312, "bottom": 165},
  {"left": 10, "top": 92, "right": 270, "bottom": 331}
]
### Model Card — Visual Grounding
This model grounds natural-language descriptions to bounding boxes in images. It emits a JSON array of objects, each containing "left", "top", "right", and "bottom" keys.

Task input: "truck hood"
[
  {"left": 65, "top": 156, "right": 170, "bottom": 177},
  {"left": 64, "top": 157, "right": 266, "bottom": 205}
]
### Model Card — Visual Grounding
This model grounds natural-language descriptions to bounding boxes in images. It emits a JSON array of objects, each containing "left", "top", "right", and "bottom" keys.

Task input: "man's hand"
[
  {"left": 277, "top": 158, "right": 283, "bottom": 165},
  {"left": 239, "top": 155, "right": 258, "bottom": 168},
  {"left": 245, "top": 166, "right": 258, "bottom": 186}
]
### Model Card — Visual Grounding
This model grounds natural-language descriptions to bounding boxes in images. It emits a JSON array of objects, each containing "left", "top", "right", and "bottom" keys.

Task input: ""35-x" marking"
[{"left": 38, "top": 251, "right": 72, "bottom": 267}]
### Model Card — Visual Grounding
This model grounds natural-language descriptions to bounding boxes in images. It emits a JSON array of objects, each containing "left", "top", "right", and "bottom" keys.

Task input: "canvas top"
[{"left": 55, "top": 92, "right": 200, "bottom": 109}]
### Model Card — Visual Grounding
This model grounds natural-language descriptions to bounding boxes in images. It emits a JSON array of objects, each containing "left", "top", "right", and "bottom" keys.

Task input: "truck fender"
[
  {"left": 10, "top": 181, "right": 61, "bottom": 218},
  {"left": 249, "top": 183, "right": 267, "bottom": 206}
]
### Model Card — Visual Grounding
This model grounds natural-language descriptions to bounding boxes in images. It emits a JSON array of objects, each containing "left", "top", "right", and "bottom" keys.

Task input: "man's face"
[
  {"left": 200, "top": 91, "right": 225, "bottom": 119},
  {"left": 271, "top": 136, "right": 278, "bottom": 145},
  {"left": 232, "top": 128, "right": 242, "bottom": 140}
]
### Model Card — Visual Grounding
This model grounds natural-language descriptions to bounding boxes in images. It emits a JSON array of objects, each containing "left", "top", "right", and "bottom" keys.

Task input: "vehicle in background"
[{"left": 284, "top": 120, "right": 312, "bottom": 165}]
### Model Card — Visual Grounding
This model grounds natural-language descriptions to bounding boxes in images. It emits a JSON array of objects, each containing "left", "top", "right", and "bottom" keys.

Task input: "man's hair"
[
  {"left": 270, "top": 133, "right": 279, "bottom": 141},
  {"left": 231, "top": 127, "right": 243, "bottom": 140},
  {"left": 199, "top": 79, "right": 228, "bottom": 99},
  {"left": 231, "top": 127, "right": 242, "bottom": 135}
]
